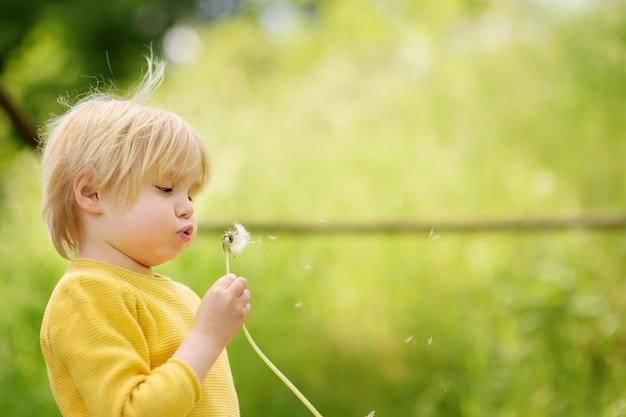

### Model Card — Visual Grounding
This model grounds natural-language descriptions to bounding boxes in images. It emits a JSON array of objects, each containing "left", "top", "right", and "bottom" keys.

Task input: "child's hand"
[
  {"left": 194, "top": 273, "right": 251, "bottom": 348},
  {"left": 174, "top": 273, "right": 250, "bottom": 381}
]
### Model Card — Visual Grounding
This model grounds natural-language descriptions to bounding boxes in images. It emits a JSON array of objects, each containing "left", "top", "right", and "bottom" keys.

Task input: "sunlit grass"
[{"left": 161, "top": 228, "right": 626, "bottom": 416}]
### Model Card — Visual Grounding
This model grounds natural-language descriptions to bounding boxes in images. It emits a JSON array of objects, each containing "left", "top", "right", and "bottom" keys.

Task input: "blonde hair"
[{"left": 40, "top": 58, "right": 210, "bottom": 259}]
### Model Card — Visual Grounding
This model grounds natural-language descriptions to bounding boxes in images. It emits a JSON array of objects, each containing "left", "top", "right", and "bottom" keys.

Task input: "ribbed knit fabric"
[{"left": 40, "top": 258, "right": 240, "bottom": 417}]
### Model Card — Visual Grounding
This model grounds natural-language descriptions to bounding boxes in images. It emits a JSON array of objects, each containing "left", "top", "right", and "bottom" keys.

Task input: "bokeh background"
[{"left": 1, "top": 0, "right": 625, "bottom": 416}]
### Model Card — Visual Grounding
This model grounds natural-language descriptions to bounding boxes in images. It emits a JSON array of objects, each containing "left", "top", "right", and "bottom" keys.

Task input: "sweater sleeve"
[{"left": 41, "top": 274, "right": 202, "bottom": 417}]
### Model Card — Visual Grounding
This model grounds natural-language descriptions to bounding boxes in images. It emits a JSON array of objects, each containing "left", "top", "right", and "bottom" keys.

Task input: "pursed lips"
[{"left": 177, "top": 225, "right": 194, "bottom": 242}]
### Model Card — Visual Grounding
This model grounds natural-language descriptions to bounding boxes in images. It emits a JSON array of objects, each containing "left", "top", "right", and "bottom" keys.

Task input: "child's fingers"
[
  {"left": 227, "top": 277, "right": 248, "bottom": 296},
  {"left": 213, "top": 273, "right": 236, "bottom": 289},
  {"left": 240, "top": 289, "right": 251, "bottom": 304}
]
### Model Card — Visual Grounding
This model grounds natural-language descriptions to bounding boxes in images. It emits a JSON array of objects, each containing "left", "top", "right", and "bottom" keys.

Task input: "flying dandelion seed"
[
  {"left": 268, "top": 235, "right": 278, "bottom": 240},
  {"left": 365, "top": 410, "right": 376, "bottom": 417},
  {"left": 404, "top": 335, "right": 417, "bottom": 344},
  {"left": 422, "top": 229, "right": 441, "bottom": 241},
  {"left": 427, "top": 336, "right": 439, "bottom": 347},
  {"left": 315, "top": 218, "right": 326, "bottom": 226},
  {"left": 294, "top": 301, "right": 303, "bottom": 309}
]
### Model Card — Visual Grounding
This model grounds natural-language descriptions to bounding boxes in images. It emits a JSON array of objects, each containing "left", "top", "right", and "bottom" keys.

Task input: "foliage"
[
  {"left": 1, "top": 0, "right": 625, "bottom": 416},
  {"left": 0, "top": 0, "right": 198, "bottom": 135}
]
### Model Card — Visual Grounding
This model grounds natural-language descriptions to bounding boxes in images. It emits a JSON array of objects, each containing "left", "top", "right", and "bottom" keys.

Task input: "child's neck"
[{"left": 78, "top": 246, "right": 155, "bottom": 276}]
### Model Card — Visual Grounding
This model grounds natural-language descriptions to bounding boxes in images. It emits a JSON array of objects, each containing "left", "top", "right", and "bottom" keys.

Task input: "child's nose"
[{"left": 176, "top": 198, "right": 194, "bottom": 218}]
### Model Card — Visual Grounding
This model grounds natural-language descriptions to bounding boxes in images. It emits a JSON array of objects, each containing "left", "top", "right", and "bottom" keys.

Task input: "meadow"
[{"left": 1, "top": 1, "right": 625, "bottom": 416}]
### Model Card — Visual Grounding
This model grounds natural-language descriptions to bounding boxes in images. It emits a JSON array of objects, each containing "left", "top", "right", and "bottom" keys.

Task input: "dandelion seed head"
[{"left": 221, "top": 222, "right": 250, "bottom": 254}]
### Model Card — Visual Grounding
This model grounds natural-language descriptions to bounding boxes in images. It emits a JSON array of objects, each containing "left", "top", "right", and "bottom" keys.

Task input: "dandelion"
[
  {"left": 221, "top": 223, "right": 323, "bottom": 417},
  {"left": 222, "top": 222, "right": 249, "bottom": 253}
]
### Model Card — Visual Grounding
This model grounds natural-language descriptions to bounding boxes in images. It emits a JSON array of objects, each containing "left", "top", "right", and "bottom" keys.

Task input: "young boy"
[{"left": 39, "top": 58, "right": 251, "bottom": 417}]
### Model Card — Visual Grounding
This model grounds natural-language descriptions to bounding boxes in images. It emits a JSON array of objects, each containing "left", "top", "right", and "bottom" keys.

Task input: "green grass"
[
  {"left": 166, "top": 230, "right": 626, "bottom": 416},
  {"left": 1, "top": 1, "right": 625, "bottom": 416}
]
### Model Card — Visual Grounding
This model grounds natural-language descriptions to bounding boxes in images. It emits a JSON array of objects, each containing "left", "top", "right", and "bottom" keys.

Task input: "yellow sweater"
[{"left": 40, "top": 258, "right": 240, "bottom": 417}]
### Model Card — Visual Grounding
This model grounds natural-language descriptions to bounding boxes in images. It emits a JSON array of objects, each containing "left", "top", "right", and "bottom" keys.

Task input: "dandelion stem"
[
  {"left": 224, "top": 253, "right": 230, "bottom": 276},
  {"left": 224, "top": 248, "right": 322, "bottom": 417},
  {"left": 241, "top": 324, "right": 323, "bottom": 417}
]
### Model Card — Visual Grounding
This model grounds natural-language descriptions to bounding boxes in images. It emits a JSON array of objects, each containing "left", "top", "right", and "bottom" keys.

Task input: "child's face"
[{"left": 99, "top": 168, "right": 202, "bottom": 272}]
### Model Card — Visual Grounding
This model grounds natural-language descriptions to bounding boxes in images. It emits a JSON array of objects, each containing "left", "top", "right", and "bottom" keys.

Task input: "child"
[{"left": 39, "top": 58, "right": 251, "bottom": 417}]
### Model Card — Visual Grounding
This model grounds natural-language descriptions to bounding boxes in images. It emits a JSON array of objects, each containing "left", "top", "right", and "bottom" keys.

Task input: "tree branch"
[
  {"left": 0, "top": 80, "right": 39, "bottom": 149},
  {"left": 198, "top": 212, "right": 626, "bottom": 235}
]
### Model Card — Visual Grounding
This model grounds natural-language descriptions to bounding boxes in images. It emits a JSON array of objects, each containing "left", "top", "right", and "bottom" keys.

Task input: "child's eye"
[{"left": 155, "top": 186, "right": 173, "bottom": 193}]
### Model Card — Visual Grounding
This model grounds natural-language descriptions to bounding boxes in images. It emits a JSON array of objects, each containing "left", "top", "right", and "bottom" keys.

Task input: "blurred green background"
[{"left": 1, "top": 0, "right": 625, "bottom": 416}]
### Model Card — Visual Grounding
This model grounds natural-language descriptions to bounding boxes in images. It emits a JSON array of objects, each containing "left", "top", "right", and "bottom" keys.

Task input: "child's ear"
[{"left": 73, "top": 173, "right": 103, "bottom": 214}]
